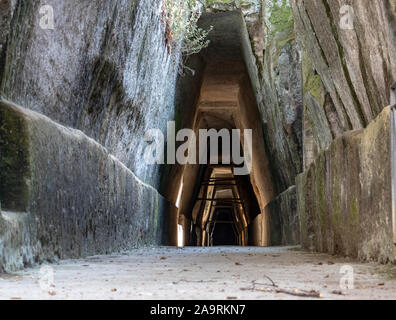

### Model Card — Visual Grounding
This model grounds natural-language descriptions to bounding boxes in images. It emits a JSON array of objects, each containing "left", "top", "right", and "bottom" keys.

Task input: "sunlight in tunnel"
[
  {"left": 176, "top": 180, "right": 183, "bottom": 209},
  {"left": 177, "top": 224, "right": 184, "bottom": 247}
]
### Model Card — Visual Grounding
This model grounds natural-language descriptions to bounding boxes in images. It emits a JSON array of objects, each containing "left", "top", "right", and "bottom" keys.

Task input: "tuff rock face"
[
  {"left": 291, "top": 0, "right": 396, "bottom": 168},
  {"left": 297, "top": 107, "right": 393, "bottom": 263},
  {"left": 258, "top": 28, "right": 302, "bottom": 193},
  {"left": 231, "top": 1, "right": 303, "bottom": 243},
  {"left": 0, "top": 0, "right": 179, "bottom": 271},
  {"left": 292, "top": 0, "right": 396, "bottom": 261},
  {"left": 0, "top": 99, "right": 172, "bottom": 272},
  {"left": 267, "top": 186, "right": 299, "bottom": 246},
  {"left": 0, "top": 0, "right": 179, "bottom": 188}
]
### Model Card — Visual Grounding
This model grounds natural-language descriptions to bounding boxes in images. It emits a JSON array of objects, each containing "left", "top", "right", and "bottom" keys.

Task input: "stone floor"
[{"left": 1, "top": 246, "right": 396, "bottom": 300}]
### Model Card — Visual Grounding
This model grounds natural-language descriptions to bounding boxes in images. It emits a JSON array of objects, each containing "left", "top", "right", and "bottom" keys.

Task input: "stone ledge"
[
  {"left": 296, "top": 107, "right": 393, "bottom": 263},
  {"left": 0, "top": 99, "right": 174, "bottom": 272}
]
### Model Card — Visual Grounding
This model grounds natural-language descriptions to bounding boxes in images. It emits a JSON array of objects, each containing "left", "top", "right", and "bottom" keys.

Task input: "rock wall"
[
  {"left": 258, "top": 28, "right": 303, "bottom": 193},
  {"left": 0, "top": 99, "right": 173, "bottom": 272},
  {"left": 0, "top": 0, "right": 17, "bottom": 75},
  {"left": 249, "top": 2, "right": 303, "bottom": 193},
  {"left": 0, "top": 0, "right": 179, "bottom": 188},
  {"left": 291, "top": 0, "right": 396, "bottom": 168},
  {"left": 267, "top": 186, "right": 299, "bottom": 246},
  {"left": 236, "top": 1, "right": 303, "bottom": 242},
  {"left": 296, "top": 107, "right": 393, "bottom": 263}
]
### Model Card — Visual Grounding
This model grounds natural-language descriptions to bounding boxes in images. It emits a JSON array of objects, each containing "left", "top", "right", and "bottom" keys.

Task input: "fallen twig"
[
  {"left": 260, "top": 287, "right": 322, "bottom": 298},
  {"left": 263, "top": 275, "right": 277, "bottom": 287},
  {"left": 172, "top": 279, "right": 217, "bottom": 285},
  {"left": 240, "top": 277, "right": 322, "bottom": 299}
]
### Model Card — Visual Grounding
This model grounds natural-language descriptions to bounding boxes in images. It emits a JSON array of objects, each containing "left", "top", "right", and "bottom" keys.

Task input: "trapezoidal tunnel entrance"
[{"left": 162, "top": 11, "right": 277, "bottom": 248}]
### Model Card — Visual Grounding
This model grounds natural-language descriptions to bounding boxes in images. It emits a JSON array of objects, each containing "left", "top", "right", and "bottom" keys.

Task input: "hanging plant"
[{"left": 163, "top": 0, "right": 213, "bottom": 73}]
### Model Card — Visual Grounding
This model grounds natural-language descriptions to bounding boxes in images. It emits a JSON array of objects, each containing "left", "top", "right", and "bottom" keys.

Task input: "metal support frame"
[{"left": 194, "top": 166, "right": 252, "bottom": 246}]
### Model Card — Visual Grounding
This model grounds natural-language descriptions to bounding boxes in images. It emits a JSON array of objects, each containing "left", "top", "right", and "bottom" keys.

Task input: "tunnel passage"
[
  {"left": 163, "top": 11, "right": 276, "bottom": 247},
  {"left": 191, "top": 164, "right": 261, "bottom": 246},
  {"left": 211, "top": 209, "right": 238, "bottom": 246}
]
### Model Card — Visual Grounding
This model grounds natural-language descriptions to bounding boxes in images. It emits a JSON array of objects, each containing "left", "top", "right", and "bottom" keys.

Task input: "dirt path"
[{"left": 1, "top": 246, "right": 396, "bottom": 300}]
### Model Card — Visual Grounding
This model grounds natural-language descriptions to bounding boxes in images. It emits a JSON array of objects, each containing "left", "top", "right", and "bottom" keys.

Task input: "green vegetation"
[
  {"left": 199, "top": 0, "right": 255, "bottom": 8},
  {"left": 0, "top": 102, "right": 31, "bottom": 211},
  {"left": 302, "top": 54, "right": 325, "bottom": 106},
  {"left": 265, "top": 0, "right": 294, "bottom": 38},
  {"left": 316, "top": 153, "right": 328, "bottom": 251},
  {"left": 164, "top": 0, "right": 212, "bottom": 58},
  {"left": 163, "top": 0, "right": 258, "bottom": 71}
]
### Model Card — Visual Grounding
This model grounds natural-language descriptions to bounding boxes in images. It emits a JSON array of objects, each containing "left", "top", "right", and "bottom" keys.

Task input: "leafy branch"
[
  {"left": 264, "top": 0, "right": 294, "bottom": 39},
  {"left": 163, "top": 0, "right": 213, "bottom": 73}
]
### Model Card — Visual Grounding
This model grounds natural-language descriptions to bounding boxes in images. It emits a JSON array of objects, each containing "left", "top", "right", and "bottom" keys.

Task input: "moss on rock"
[
  {"left": 0, "top": 100, "right": 30, "bottom": 211},
  {"left": 302, "top": 53, "right": 324, "bottom": 107},
  {"left": 296, "top": 107, "right": 393, "bottom": 263}
]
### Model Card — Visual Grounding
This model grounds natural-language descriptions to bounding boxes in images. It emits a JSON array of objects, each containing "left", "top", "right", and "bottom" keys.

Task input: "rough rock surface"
[
  {"left": 0, "top": 0, "right": 17, "bottom": 75},
  {"left": 296, "top": 107, "right": 393, "bottom": 263},
  {"left": 291, "top": 0, "right": 396, "bottom": 168},
  {"left": 258, "top": 28, "right": 303, "bottom": 192},
  {"left": 0, "top": 0, "right": 179, "bottom": 188},
  {"left": 0, "top": 99, "right": 172, "bottom": 273},
  {"left": 267, "top": 186, "right": 299, "bottom": 246}
]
